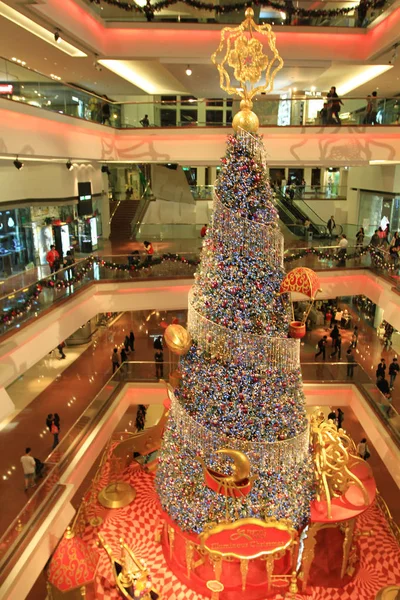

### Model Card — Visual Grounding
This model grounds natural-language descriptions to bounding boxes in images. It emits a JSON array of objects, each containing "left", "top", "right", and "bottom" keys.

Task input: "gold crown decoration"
[{"left": 211, "top": 7, "right": 284, "bottom": 134}]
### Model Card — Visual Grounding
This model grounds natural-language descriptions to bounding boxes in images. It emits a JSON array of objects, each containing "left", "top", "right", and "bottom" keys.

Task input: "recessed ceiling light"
[{"left": 186, "top": 65, "right": 192, "bottom": 76}]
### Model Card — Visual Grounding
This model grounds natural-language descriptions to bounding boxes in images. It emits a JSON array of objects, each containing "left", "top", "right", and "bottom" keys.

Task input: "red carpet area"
[{"left": 78, "top": 466, "right": 400, "bottom": 600}]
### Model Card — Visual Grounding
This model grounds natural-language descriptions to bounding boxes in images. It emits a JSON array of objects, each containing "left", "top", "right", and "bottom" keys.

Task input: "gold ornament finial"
[{"left": 212, "top": 7, "right": 284, "bottom": 133}]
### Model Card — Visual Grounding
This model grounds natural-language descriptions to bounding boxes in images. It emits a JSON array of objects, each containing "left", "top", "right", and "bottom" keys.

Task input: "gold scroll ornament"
[{"left": 212, "top": 7, "right": 284, "bottom": 133}]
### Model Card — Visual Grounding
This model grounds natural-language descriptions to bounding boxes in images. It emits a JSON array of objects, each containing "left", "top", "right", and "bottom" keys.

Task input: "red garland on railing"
[
  {"left": 89, "top": 0, "right": 387, "bottom": 21},
  {"left": 0, "top": 248, "right": 397, "bottom": 326}
]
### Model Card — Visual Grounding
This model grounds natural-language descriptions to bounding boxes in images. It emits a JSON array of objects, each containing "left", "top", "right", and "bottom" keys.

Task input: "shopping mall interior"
[{"left": 0, "top": 1, "right": 399, "bottom": 599}]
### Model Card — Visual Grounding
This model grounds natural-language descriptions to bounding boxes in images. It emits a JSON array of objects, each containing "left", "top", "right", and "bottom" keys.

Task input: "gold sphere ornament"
[
  {"left": 232, "top": 100, "right": 259, "bottom": 134},
  {"left": 164, "top": 324, "right": 192, "bottom": 356}
]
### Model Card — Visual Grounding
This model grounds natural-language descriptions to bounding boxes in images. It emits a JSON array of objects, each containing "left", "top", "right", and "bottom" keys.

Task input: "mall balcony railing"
[
  {"left": 1, "top": 57, "right": 400, "bottom": 130},
  {"left": 0, "top": 359, "right": 398, "bottom": 586},
  {"left": 80, "top": 0, "right": 395, "bottom": 28},
  {"left": 0, "top": 244, "right": 399, "bottom": 338}
]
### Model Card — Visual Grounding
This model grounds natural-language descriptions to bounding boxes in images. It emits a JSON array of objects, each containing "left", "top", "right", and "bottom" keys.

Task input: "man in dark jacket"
[
  {"left": 315, "top": 335, "right": 328, "bottom": 360},
  {"left": 389, "top": 357, "right": 399, "bottom": 388}
]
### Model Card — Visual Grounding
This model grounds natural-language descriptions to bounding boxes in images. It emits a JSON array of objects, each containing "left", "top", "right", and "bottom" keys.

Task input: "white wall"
[
  {"left": 347, "top": 165, "right": 400, "bottom": 194},
  {"left": 0, "top": 162, "right": 106, "bottom": 203},
  {"left": 2, "top": 99, "right": 400, "bottom": 166}
]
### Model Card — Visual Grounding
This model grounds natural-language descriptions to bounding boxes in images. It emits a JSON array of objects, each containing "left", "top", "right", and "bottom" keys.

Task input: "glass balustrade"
[
  {"left": 1, "top": 57, "right": 399, "bottom": 129},
  {"left": 0, "top": 245, "right": 399, "bottom": 337}
]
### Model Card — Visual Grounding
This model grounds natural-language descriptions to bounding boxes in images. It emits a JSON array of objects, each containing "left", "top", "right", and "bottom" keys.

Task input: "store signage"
[
  {"left": 0, "top": 84, "right": 13, "bottom": 95},
  {"left": 200, "top": 519, "right": 295, "bottom": 559}
]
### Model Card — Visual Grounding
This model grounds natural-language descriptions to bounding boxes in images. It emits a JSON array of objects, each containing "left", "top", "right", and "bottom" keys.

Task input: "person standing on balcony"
[
  {"left": 346, "top": 347, "right": 356, "bottom": 377},
  {"left": 140, "top": 114, "right": 150, "bottom": 127},
  {"left": 369, "top": 91, "right": 378, "bottom": 125},
  {"left": 51, "top": 421, "right": 59, "bottom": 449},
  {"left": 112, "top": 347, "right": 120, "bottom": 373},
  {"left": 46, "top": 414, "right": 53, "bottom": 432},
  {"left": 143, "top": 241, "right": 154, "bottom": 266},
  {"left": 389, "top": 357, "right": 399, "bottom": 389},
  {"left": 120, "top": 346, "right": 128, "bottom": 364},
  {"left": 129, "top": 330, "right": 135, "bottom": 352},
  {"left": 46, "top": 245, "right": 60, "bottom": 274},
  {"left": 21, "top": 448, "right": 36, "bottom": 491},
  {"left": 327, "top": 215, "right": 336, "bottom": 238},
  {"left": 320, "top": 102, "right": 329, "bottom": 126},
  {"left": 155, "top": 350, "right": 164, "bottom": 379},
  {"left": 154, "top": 335, "right": 163, "bottom": 351},
  {"left": 101, "top": 98, "right": 111, "bottom": 126},
  {"left": 338, "top": 234, "right": 348, "bottom": 265},
  {"left": 356, "top": 227, "right": 365, "bottom": 249},
  {"left": 327, "top": 86, "right": 343, "bottom": 125}
]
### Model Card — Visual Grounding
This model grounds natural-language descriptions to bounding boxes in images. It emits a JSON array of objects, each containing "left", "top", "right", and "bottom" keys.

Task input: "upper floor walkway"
[{"left": 2, "top": 94, "right": 400, "bottom": 166}]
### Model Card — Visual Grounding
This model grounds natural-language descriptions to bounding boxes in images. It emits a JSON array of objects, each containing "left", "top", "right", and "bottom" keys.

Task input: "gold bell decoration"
[
  {"left": 164, "top": 324, "right": 192, "bottom": 356},
  {"left": 212, "top": 7, "right": 284, "bottom": 134}
]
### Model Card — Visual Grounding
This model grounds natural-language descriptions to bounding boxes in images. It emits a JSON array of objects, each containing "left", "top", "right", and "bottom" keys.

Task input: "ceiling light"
[
  {"left": 0, "top": 2, "right": 87, "bottom": 57},
  {"left": 186, "top": 66, "right": 192, "bottom": 76},
  {"left": 54, "top": 31, "right": 61, "bottom": 43},
  {"left": 13, "top": 157, "right": 23, "bottom": 170},
  {"left": 310, "top": 85, "right": 316, "bottom": 92},
  {"left": 66, "top": 160, "right": 73, "bottom": 170},
  {"left": 337, "top": 65, "right": 393, "bottom": 96}
]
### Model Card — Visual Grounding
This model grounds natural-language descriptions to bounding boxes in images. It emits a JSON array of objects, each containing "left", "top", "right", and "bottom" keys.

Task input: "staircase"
[{"left": 109, "top": 200, "right": 140, "bottom": 240}]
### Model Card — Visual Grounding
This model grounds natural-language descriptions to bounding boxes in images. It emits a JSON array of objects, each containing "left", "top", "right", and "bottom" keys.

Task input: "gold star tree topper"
[{"left": 212, "top": 7, "right": 284, "bottom": 133}]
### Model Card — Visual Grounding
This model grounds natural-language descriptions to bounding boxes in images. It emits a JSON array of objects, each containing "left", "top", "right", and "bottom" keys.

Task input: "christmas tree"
[{"left": 156, "top": 130, "right": 313, "bottom": 533}]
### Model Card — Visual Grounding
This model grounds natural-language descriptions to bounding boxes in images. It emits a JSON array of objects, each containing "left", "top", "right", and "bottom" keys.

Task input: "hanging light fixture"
[{"left": 185, "top": 65, "right": 192, "bottom": 76}]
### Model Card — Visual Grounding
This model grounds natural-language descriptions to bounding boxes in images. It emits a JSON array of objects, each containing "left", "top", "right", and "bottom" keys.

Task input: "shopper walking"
[
  {"left": 54, "top": 413, "right": 60, "bottom": 431},
  {"left": 330, "top": 324, "right": 340, "bottom": 347},
  {"left": 120, "top": 346, "right": 128, "bottom": 364},
  {"left": 389, "top": 357, "right": 399, "bottom": 388},
  {"left": 51, "top": 421, "right": 59, "bottom": 449},
  {"left": 337, "top": 407, "right": 344, "bottom": 429},
  {"left": 46, "top": 414, "right": 54, "bottom": 432},
  {"left": 330, "top": 334, "right": 342, "bottom": 360},
  {"left": 135, "top": 404, "right": 147, "bottom": 431},
  {"left": 376, "top": 358, "right": 386, "bottom": 382},
  {"left": 327, "top": 215, "right": 336, "bottom": 238},
  {"left": 357, "top": 438, "right": 370, "bottom": 460},
  {"left": 112, "top": 348, "right": 120, "bottom": 373},
  {"left": 315, "top": 335, "right": 328, "bottom": 360},
  {"left": 57, "top": 342, "right": 66, "bottom": 359},
  {"left": 124, "top": 335, "right": 130, "bottom": 352},
  {"left": 129, "top": 330, "right": 135, "bottom": 352},
  {"left": 327, "top": 86, "right": 344, "bottom": 125},
  {"left": 20, "top": 448, "right": 36, "bottom": 491},
  {"left": 154, "top": 350, "right": 164, "bottom": 379},
  {"left": 46, "top": 245, "right": 60, "bottom": 275}
]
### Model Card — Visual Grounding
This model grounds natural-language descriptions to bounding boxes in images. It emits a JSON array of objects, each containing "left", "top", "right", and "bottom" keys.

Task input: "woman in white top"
[{"left": 20, "top": 447, "right": 36, "bottom": 491}]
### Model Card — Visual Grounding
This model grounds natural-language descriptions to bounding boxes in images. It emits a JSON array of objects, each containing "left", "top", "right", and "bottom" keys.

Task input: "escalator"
[{"left": 274, "top": 189, "right": 328, "bottom": 238}]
